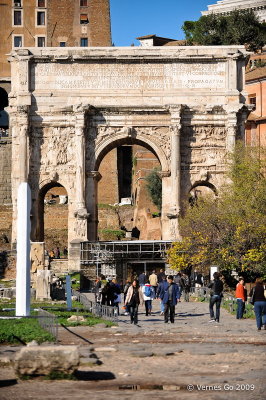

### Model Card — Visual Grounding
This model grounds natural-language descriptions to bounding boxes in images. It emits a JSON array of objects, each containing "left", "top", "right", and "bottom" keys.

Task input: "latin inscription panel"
[{"left": 31, "top": 62, "right": 226, "bottom": 91}]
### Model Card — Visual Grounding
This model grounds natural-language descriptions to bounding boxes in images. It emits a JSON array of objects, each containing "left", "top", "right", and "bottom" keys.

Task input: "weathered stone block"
[{"left": 14, "top": 345, "right": 79, "bottom": 376}]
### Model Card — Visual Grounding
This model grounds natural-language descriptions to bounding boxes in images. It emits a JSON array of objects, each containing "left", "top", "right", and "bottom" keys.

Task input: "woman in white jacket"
[
  {"left": 142, "top": 283, "right": 155, "bottom": 316},
  {"left": 125, "top": 280, "right": 144, "bottom": 325}
]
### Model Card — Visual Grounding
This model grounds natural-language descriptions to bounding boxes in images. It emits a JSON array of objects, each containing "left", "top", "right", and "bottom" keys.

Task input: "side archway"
[
  {"left": 35, "top": 182, "right": 68, "bottom": 251},
  {"left": 189, "top": 181, "right": 218, "bottom": 206}
]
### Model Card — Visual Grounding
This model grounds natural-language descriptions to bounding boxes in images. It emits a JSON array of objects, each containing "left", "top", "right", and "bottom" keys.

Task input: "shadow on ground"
[{"left": 75, "top": 371, "right": 116, "bottom": 381}]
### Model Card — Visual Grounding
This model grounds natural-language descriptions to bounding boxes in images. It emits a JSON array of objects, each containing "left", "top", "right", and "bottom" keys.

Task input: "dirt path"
[{"left": 0, "top": 301, "right": 265, "bottom": 400}]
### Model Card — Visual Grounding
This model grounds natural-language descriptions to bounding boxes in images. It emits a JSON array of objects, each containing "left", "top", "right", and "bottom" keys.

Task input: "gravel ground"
[{"left": 0, "top": 299, "right": 265, "bottom": 400}]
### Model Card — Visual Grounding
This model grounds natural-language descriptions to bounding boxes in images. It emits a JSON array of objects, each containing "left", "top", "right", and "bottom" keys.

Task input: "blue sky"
[{"left": 110, "top": 0, "right": 213, "bottom": 46}]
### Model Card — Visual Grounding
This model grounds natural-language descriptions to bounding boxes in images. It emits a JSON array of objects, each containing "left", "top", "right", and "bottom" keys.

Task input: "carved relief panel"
[{"left": 181, "top": 126, "right": 227, "bottom": 171}]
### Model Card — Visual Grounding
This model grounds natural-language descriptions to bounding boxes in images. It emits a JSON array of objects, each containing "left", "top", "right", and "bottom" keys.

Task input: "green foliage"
[
  {"left": 168, "top": 144, "right": 266, "bottom": 280},
  {"left": 44, "top": 371, "right": 77, "bottom": 380},
  {"left": 145, "top": 167, "right": 162, "bottom": 211},
  {"left": 222, "top": 299, "right": 255, "bottom": 319},
  {"left": 99, "top": 228, "right": 126, "bottom": 240},
  {"left": 182, "top": 10, "right": 266, "bottom": 51},
  {"left": 0, "top": 318, "right": 55, "bottom": 344},
  {"left": 98, "top": 203, "right": 116, "bottom": 209}
]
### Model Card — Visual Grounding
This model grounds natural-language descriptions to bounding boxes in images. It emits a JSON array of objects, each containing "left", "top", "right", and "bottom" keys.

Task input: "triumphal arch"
[{"left": 8, "top": 46, "right": 250, "bottom": 268}]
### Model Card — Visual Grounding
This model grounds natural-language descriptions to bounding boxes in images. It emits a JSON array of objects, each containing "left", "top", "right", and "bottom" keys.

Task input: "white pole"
[{"left": 16, "top": 182, "right": 31, "bottom": 316}]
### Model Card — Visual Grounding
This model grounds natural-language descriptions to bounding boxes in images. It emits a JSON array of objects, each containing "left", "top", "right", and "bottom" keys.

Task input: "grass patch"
[
  {"left": 0, "top": 280, "right": 15, "bottom": 288},
  {"left": 44, "top": 371, "right": 77, "bottom": 380},
  {"left": 99, "top": 228, "right": 126, "bottom": 240},
  {"left": 222, "top": 299, "right": 255, "bottom": 319},
  {"left": 0, "top": 318, "right": 55, "bottom": 344}
]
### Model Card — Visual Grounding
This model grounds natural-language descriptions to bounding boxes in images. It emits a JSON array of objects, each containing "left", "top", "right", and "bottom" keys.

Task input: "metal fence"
[
  {"left": 190, "top": 286, "right": 211, "bottom": 300},
  {"left": 72, "top": 289, "right": 118, "bottom": 322},
  {"left": 37, "top": 309, "right": 58, "bottom": 341}
]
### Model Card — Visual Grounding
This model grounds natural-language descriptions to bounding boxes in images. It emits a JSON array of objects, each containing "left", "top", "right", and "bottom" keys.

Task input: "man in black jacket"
[{"left": 208, "top": 272, "right": 223, "bottom": 323}]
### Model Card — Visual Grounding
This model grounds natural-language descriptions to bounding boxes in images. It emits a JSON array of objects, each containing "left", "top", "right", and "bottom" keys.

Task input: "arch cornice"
[{"left": 94, "top": 128, "right": 170, "bottom": 173}]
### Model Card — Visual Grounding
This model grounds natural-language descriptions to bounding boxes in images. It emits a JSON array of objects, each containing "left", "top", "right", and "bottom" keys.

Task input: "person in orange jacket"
[{"left": 235, "top": 277, "right": 246, "bottom": 319}]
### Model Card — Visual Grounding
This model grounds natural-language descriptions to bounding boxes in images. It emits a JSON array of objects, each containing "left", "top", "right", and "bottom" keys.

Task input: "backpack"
[{"left": 144, "top": 285, "right": 152, "bottom": 297}]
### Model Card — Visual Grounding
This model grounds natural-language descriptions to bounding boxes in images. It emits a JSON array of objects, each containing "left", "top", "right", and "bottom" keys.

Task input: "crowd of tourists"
[{"left": 94, "top": 270, "right": 266, "bottom": 330}]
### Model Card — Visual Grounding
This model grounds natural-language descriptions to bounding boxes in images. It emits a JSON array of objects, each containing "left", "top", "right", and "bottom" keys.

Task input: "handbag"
[{"left": 249, "top": 288, "right": 255, "bottom": 305}]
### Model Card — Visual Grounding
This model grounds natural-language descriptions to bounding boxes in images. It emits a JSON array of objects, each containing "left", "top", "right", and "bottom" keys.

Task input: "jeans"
[
  {"left": 160, "top": 300, "right": 165, "bottom": 312},
  {"left": 209, "top": 295, "right": 221, "bottom": 321},
  {"left": 129, "top": 305, "right": 139, "bottom": 324},
  {"left": 236, "top": 299, "right": 245, "bottom": 319},
  {"left": 254, "top": 301, "right": 266, "bottom": 329},
  {"left": 183, "top": 289, "right": 190, "bottom": 302},
  {"left": 164, "top": 301, "right": 175, "bottom": 323},
  {"left": 145, "top": 300, "right": 152, "bottom": 315}
]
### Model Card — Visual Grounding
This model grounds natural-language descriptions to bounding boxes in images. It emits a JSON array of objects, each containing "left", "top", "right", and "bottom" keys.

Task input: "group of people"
[
  {"left": 95, "top": 276, "right": 122, "bottom": 314},
  {"left": 235, "top": 276, "right": 266, "bottom": 331},
  {"left": 94, "top": 270, "right": 266, "bottom": 331},
  {"left": 124, "top": 274, "right": 181, "bottom": 325},
  {"left": 48, "top": 246, "right": 68, "bottom": 260}
]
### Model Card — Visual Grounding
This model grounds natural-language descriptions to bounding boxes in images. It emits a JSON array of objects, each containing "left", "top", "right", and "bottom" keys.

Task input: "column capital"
[
  {"left": 170, "top": 125, "right": 181, "bottom": 136},
  {"left": 86, "top": 171, "right": 102, "bottom": 181}
]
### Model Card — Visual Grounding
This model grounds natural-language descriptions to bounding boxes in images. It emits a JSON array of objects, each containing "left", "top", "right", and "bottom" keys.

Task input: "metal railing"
[
  {"left": 189, "top": 286, "right": 211, "bottom": 300},
  {"left": 72, "top": 289, "right": 118, "bottom": 322},
  {"left": 37, "top": 309, "right": 58, "bottom": 341}
]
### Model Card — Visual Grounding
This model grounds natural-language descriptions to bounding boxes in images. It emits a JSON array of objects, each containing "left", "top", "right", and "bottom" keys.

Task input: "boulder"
[
  {"left": 67, "top": 315, "right": 86, "bottom": 322},
  {"left": 14, "top": 345, "right": 79, "bottom": 376}
]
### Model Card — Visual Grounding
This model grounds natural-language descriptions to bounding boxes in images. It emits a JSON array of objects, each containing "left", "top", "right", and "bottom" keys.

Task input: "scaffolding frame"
[{"left": 80, "top": 240, "right": 172, "bottom": 265}]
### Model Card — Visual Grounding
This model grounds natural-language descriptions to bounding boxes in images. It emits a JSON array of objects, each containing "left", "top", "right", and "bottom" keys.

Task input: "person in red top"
[{"left": 235, "top": 277, "right": 246, "bottom": 319}]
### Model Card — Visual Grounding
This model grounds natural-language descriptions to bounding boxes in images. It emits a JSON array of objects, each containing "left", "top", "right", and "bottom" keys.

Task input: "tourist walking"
[
  {"left": 63, "top": 246, "right": 68, "bottom": 257},
  {"left": 191, "top": 269, "right": 203, "bottom": 288},
  {"left": 208, "top": 272, "right": 224, "bottom": 323},
  {"left": 162, "top": 275, "right": 181, "bottom": 324},
  {"left": 158, "top": 268, "right": 166, "bottom": 283},
  {"left": 235, "top": 277, "right": 246, "bottom": 319},
  {"left": 149, "top": 270, "right": 158, "bottom": 296},
  {"left": 249, "top": 278, "right": 266, "bottom": 331},
  {"left": 55, "top": 247, "right": 61, "bottom": 259},
  {"left": 123, "top": 279, "right": 131, "bottom": 315},
  {"left": 138, "top": 271, "right": 147, "bottom": 286},
  {"left": 110, "top": 278, "right": 122, "bottom": 315},
  {"left": 180, "top": 273, "right": 191, "bottom": 302},
  {"left": 125, "top": 279, "right": 144, "bottom": 325},
  {"left": 142, "top": 282, "right": 155, "bottom": 316},
  {"left": 157, "top": 276, "right": 168, "bottom": 315}
]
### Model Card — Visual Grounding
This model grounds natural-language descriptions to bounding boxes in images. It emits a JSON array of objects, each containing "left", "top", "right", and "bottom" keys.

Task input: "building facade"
[
  {"left": 245, "top": 55, "right": 266, "bottom": 147},
  {"left": 201, "top": 0, "right": 266, "bottom": 22}
]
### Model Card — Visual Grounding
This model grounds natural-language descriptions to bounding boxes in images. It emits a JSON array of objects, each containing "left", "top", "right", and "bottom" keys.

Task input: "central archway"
[
  {"left": 90, "top": 130, "right": 170, "bottom": 241},
  {"left": 94, "top": 132, "right": 169, "bottom": 173}
]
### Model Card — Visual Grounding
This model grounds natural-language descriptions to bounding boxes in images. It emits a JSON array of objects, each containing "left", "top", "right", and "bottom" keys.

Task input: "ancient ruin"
[{"left": 8, "top": 46, "right": 251, "bottom": 269}]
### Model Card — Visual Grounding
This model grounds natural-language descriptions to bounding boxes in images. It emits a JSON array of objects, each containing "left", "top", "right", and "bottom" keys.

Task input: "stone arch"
[
  {"left": 94, "top": 132, "right": 169, "bottom": 173},
  {"left": 35, "top": 181, "right": 68, "bottom": 243},
  {"left": 188, "top": 181, "right": 218, "bottom": 206},
  {"left": 0, "top": 87, "right": 8, "bottom": 110}
]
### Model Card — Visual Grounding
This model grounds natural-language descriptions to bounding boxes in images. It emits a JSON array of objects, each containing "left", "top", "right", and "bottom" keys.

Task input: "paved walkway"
[{"left": 0, "top": 299, "right": 265, "bottom": 400}]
